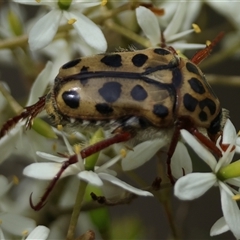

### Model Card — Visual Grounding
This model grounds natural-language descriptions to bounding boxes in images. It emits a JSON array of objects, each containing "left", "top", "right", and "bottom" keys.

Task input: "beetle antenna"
[
  {"left": 0, "top": 95, "right": 46, "bottom": 138},
  {"left": 191, "top": 31, "right": 224, "bottom": 65}
]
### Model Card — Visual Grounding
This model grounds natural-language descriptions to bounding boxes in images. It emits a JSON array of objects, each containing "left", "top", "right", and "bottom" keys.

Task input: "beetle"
[{"left": 0, "top": 32, "right": 227, "bottom": 210}]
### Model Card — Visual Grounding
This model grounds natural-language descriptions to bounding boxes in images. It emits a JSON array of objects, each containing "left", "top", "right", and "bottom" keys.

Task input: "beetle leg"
[
  {"left": 0, "top": 95, "right": 46, "bottom": 137},
  {"left": 166, "top": 117, "right": 222, "bottom": 185},
  {"left": 30, "top": 130, "right": 134, "bottom": 211},
  {"left": 81, "top": 130, "right": 133, "bottom": 158},
  {"left": 191, "top": 32, "right": 224, "bottom": 65},
  {"left": 166, "top": 123, "right": 182, "bottom": 185},
  {"left": 30, "top": 154, "right": 79, "bottom": 211}
]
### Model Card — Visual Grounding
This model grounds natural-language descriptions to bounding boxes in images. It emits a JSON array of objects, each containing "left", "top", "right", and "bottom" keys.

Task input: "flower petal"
[
  {"left": 171, "top": 141, "right": 192, "bottom": 179},
  {"left": 219, "top": 182, "right": 240, "bottom": 239},
  {"left": 26, "top": 62, "right": 53, "bottom": 105},
  {"left": 0, "top": 228, "right": 5, "bottom": 240},
  {"left": 23, "top": 162, "right": 79, "bottom": 180},
  {"left": 36, "top": 151, "right": 68, "bottom": 163},
  {"left": 23, "top": 163, "right": 60, "bottom": 179},
  {"left": 78, "top": 171, "right": 103, "bottom": 186},
  {"left": 29, "top": 10, "right": 62, "bottom": 51},
  {"left": 136, "top": 6, "right": 160, "bottom": 46},
  {"left": 26, "top": 226, "right": 50, "bottom": 240},
  {"left": 180, "top": 129, "right": 216, "bottom": 170},
  {"left": 122, "top": 138, "right": 167, "bottom": 171},
  {"left": 222, "top": 119, "right": 236, "bottom": 145},
  {"left": 210, "top": 217, "right": 229, "bottom": 236},
  {"left": 174, "top": 172, "right": 216, "bottom": 200},
  {"left": 0, "top": 175, "right": 12, "bottom": 197},
  {"left": 164, "top": 1, "right": 186, "bottom": 38},
  {"left": 98, "top": 173, "right": 153, "bottom": 196},
  {"left": 0, "top": 213, "right": 36, "bottom": 236},
  {"left": 66, "top": 11, "right": 107, "bottom": 52}
]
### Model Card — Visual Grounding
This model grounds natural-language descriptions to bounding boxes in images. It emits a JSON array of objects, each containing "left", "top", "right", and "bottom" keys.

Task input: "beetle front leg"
[
  {"left": 166, "top": 117, "right": 222, "bottom": 185},
  {"left": 30, "top": 130, "right": 134, "bottom": 211}
]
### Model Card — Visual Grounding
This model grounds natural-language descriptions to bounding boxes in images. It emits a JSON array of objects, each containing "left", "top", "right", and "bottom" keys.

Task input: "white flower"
[
  {"left": 24, "top": 131, "right": 153, "bottom": 203},
  {"left": 0, "top": 213, "right": 36, "bottom": 238},
  {"left": 136, "top": 4, "right": 205, "bottom": 50},
  {"left": 0, "top": 62, "right": 56, "bottom": 163},
  {"left": 26, "top": 225, "right": 50, "bottom": 240},
  {"left": 0, "top": 175, "right": 15, "bottom": 200},
  {"left": 14, "top": 0, "right": 107, "bottom": 52},
  {"left": 174, "top": 119, "right": 240, "bottom": 238}
]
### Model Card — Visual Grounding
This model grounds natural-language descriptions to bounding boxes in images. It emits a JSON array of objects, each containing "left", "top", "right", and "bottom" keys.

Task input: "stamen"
[
  {"left": 57, "top": 125, "right": 63, "bottom": 131},
  {"left": 22, "top": 230, "right": 29, "bottom": 237},
  {"left": 192, "top": 23, "right": 201, "bottom": 33},
  {"left": 35, "top": 0, "right": 41, "bottom": 3},
  {"left": 101, "top": 0, "right": 107, "bottom": 6},
  {"left": 120, "top": 148, "right": 127, "bottom": 158},
  {"left": 68, "top": 18, "right": 77, "bottom": 25},
  {"left": 232, "top": 194, "right": 240, "bottom": 201},
  {"left": 52, "top": 142, "right": 57, "bottom": 152},
  {"left": 206, "top": 40, "right": 211, "bottom": 46},
  {"left": 74, "top": 144, "right": 81, "bottom": 154},
  {"left": 12, "top": 175, "right": 19, "bottom": 185}
]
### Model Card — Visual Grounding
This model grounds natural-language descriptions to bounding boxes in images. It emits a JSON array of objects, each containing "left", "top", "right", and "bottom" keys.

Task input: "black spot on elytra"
[
  {"left": 186, "top": 62, "right": 201, "bottom": 76},
  {"left": 183, "top": 93, "right": 198, "bottom": 112},
  {"left": 154, "top": 48, "right": 170, "bottom": 55},
  {"left": 153, "top": 104, "right": 169, "bottom": 118},
  {"left": 199, "top": 98, "right": 216, "bottom": 115},
  {"left": 131, "top": 54, "right": 148, "bottom": 67},
  {"left": 80, "top": 66, "right": 89, "bottom": 85},
  {"left": 81, "top": 66, "right": 89, "bottom": 73},
  {"left": 199, "top": 111, "right": 208, "bottom": 121},
  {"left": 208, "top": 110, "right": 222, "bottom": 134},
  {"left": 95, "top": 103, "right": 113, "bottom": 114},
  {"left": 99, "top": 82, "right": 122, "bottom": 103},
  {"left": 172, "top": 68, "right": 182, "bottom": 88},
  {"left": 62, "top": 59, "right": 81, "bottom": 69},
  {"left": 62, "top": 90, "right": 80, "bottom": 109},
  {"left": 188, "top": 78, "right": 206, "bottom": 94},
  {"left": 100, "top": 54, "right": 122, "bottom": 67},
  {"left": 130, "top": 85, "right": 148, "bottom": 101}
]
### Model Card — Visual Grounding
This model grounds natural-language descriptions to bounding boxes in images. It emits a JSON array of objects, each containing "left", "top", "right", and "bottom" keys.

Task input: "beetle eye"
[{"left": 62, "top": 90, "right": 80, "bottom": 109}]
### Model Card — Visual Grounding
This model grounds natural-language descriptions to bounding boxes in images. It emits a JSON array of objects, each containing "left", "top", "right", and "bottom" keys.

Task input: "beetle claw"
[{"left": 29, "top": 192, "right": 47, "bottom": 211}]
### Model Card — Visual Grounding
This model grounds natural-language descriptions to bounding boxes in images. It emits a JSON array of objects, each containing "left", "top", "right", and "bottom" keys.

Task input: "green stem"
[
  {"left": 0, "top": 82, "right": 23, "bottom": 113},
  {"left": 66, "top": 180, "right": 88, "bottom": 240},
  {"left": 104, "top": 20, "right": 151, "bottom": 48}
]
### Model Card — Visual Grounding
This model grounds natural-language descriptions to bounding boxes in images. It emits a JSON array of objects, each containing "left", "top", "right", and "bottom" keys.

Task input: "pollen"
[
  {"left": 35, "top": 0, "right": 41, "bottom": 2},
  {"left": 206, "top": 40, "right": 211, "bottom": 46},
  {"left": 52, "top": 142, "right": 57, "bottom": 152},
  {"left": 57, "top": 125, "right": 63, "bottom": 131},
  {"left": 120, "top": 148, "right": 127, "bottom": 158},
  {"left": 101, "top": 0, "right": 107, "bottom": 6},
  {"left": 74, "top": 144, "right": 81, "bottom": 154},
  {"left": 22, "top": 230, "right": 29, "bottom": 237},
  {"left": 192, "top": 23, "right": 201, "bottom": 33},
  {"left": 232, "top": 194, "right": 240, "bottom": 201},
  {"left": 68, "top": 18, "right": 77, "bottom": 25},
  {"left": 12, "top": 175, "right": 19, "bottom": 185}
]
